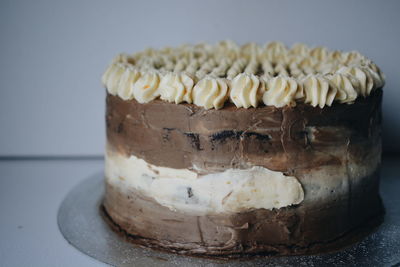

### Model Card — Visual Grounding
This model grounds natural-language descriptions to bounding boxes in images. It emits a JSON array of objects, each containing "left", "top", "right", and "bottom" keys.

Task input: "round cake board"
[{"left": 58, "top": 173, "right": 400, "bottom": 267}]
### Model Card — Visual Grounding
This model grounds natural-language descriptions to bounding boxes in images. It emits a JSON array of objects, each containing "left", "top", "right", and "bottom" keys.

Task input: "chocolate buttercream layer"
[
  {"left": 102, "top": 169, "right": 383, "bottom": 257},
  {"left": 106, "top": 89, "right": 382, "bottom": 174}
]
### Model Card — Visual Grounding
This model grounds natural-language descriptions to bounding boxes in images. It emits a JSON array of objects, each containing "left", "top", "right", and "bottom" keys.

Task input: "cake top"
[{"left": 102, "top": 41, "right": 384, "bottom": 109}]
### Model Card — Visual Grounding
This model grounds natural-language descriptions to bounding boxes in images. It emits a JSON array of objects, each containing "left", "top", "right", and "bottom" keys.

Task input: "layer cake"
[{"left": 101, "top": 41, "right": 384, "bottom": 257}]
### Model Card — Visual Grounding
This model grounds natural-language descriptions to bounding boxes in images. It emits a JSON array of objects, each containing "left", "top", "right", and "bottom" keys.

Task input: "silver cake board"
[{"left": 58, "top": 172, "right": 400, "bottom": 267}]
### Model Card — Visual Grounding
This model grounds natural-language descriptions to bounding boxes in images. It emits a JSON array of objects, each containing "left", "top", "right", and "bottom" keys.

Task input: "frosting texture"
[{"left": 102, "top": 41, "right": 384, "bottom": 108}]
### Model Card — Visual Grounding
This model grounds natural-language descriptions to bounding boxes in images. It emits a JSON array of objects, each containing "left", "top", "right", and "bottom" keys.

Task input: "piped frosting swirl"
[
  {"left": 263, "top": 76, "right": 301, "bottom": 108},
  {"left": 302, "top": 75, "right": 337, "bottom": 108},
  {"left": 102, "top": 41, "right": 384, "bottom": 109},
  {"left": 159, "top": 72, "right": 194, "bottom": 104},
  {"left": 192, "top": 77, "right": 229, "bottom": 110},
  {"left": 230, "top": 73, "right": 264, "bottom": 108},
  {"left": 132, "top": 71, "right": 160, "bottom": 103}
]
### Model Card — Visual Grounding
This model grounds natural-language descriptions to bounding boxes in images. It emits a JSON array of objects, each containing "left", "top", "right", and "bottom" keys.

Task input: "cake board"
[{"left": 58, "top": 172, "right": 400, "bottom": 267}]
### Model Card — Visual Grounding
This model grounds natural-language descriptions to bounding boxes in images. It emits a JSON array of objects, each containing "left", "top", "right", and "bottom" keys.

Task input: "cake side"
[{"left": 103, "top": 89, "right": 383, "bottom": 256}]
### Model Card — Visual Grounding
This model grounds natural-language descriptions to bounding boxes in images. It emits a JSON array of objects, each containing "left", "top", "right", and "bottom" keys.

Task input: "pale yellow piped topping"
[
  {"left": 102, "top": 63, "right": 127, "bottom": 95},
  {"left": 302, "top": 75, "right": 337, "bottom": 108},
  {"left": 230, "top": 73, "right": 264, "bottom": 108},
  {"left": 102, "top": 41, "right": 384, "bottom": 108},
  {"left": 263, "top": 76, "right": 300, "bottom": 108},
  {"left": 192, "top": 77, "right": 229, "bottom": 109},
  {"left": 117, "top": 67, "right": 141, "bottom": 100},
  {"left": 327, "top": 73, "right": 358, "bottom": 104},
  {"left": 159, "top": 72, "right": 194, "bottom": 104},
  {"left": 132, "top": 71, "right": 160, "bottom": 103},
  {"left": 337, "top": 66, "right": 375, "bottom": 97}
]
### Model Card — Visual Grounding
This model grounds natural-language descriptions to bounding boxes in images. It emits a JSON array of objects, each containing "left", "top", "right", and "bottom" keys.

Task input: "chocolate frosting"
[{"left": 106, "top": 89, "right": 382, "bottom": 174}]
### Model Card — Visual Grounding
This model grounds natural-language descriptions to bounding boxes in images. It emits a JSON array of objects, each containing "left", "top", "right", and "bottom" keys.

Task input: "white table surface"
[
  {"left": 0, "top": 158, "right": 105, "bottom": 267},
  {"left": 0, "top": 157, "right": 399, "bottom": 267}
]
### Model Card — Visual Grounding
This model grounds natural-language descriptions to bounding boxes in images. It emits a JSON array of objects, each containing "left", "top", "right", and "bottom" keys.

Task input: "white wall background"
[{"left": 1, "top": 0, "right": 399, "bottom": 156}]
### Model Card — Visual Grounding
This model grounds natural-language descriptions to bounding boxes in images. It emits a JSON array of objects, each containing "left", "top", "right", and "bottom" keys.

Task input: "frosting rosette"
[
  {"left": 230, "top": 73, "right": 264, "bottom": 108},
  {"left": 192, "top": 76, "right": 229, "bottom": 109},
  {"left": 263, "top": 76, "right": 301, "bottom": 108},
  {"left": 159, "top": 72, "right": 194, "bottom": 104},
  {"left": 132, "top": 71, "right": 160, "bottom": 103}
]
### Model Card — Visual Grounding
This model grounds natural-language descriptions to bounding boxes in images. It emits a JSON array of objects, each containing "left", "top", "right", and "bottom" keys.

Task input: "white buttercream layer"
[{"left": 105, "top": 151, "right": 304, "bottom": 215}]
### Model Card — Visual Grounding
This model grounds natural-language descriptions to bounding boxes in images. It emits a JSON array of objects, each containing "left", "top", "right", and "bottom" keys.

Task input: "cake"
[{"left": 101, "top": 41, "right": 385, "bottom": 257}]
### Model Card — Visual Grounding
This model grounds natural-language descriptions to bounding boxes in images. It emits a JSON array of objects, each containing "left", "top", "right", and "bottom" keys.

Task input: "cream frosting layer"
[
  {"left": 105, "top": 132, "right": 381, "bottom": 215},
  {"left": 102, "top": 41, "right": 384, "bottom": 109},
  {"left": 105, "top": 150, "right": 304, "bottom": 215}
]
